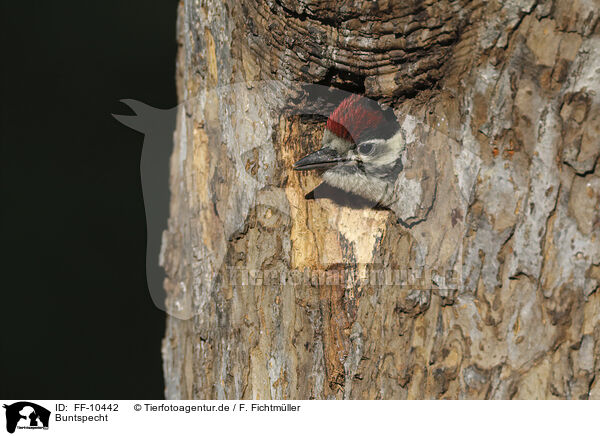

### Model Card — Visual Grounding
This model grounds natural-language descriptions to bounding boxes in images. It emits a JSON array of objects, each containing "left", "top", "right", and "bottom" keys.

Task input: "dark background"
[{"left": 1, "top": 1, "right": 178, "bottom": 398}]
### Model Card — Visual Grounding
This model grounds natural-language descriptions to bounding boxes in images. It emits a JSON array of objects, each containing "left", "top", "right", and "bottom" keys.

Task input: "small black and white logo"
[{"left": 3, "top": 402, "right": 50, "bottom": 434}]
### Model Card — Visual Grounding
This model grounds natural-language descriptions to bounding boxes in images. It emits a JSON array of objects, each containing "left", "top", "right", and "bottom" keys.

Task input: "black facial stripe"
[
  {"left": 356, "top": 160, "right": 366, "bottom": 173},
  {"left": 336, "top": 163, "right": 359, "bottom": 175},
  {"left": 363, "top": 158, "right": 403, "bottom": 180}
]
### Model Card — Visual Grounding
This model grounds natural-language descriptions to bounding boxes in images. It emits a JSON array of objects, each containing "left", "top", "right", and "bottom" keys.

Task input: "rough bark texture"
[{"left": 162, "top": 0, "right": 600, "bottom": 399}]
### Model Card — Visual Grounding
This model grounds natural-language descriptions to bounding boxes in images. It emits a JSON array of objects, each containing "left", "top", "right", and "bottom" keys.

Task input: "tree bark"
[{"left": 161, "top": 0, "right": 600, "bottom": 399}]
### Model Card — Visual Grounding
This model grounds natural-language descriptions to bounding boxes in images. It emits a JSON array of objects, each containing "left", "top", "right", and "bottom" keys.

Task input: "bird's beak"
[{"left": 293, "top": 147, "right": 347, "bottom": 171}]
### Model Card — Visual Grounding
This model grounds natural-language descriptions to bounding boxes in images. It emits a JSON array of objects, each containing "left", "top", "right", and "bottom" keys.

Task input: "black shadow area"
[{"left": 0, "top": 0, "right": 178, "bottom": 398}]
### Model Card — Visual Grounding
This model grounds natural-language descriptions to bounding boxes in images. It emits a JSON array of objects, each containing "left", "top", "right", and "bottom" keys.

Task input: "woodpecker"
[{"left": 293, "top": 94, "right": 407, "bottom": 213}]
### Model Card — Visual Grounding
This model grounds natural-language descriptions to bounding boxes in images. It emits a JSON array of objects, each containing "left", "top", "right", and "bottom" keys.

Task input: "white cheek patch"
[{"left": 362, "top": 131, "right": 404, "bottom": 167}]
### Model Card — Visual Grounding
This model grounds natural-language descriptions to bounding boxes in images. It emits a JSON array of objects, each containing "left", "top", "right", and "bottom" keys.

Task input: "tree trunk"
[{"left": 161, "top": 0, "right": 600, "bottom": 399}]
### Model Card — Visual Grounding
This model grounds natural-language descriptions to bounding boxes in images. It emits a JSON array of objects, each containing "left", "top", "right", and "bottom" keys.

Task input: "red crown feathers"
[{"left": 326, "top": 94, "right": 386, "bottom": 143}]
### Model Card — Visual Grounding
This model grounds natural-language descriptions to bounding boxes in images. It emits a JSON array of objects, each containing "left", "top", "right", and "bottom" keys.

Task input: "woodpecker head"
[{"left": 294, "top": 94, "right": 405, "bottom": 208}]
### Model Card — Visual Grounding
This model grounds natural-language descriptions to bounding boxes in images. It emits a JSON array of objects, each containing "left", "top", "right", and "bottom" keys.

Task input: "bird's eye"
[{"left": 358, "top": 142, "right": 374, "bottom": 155}]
